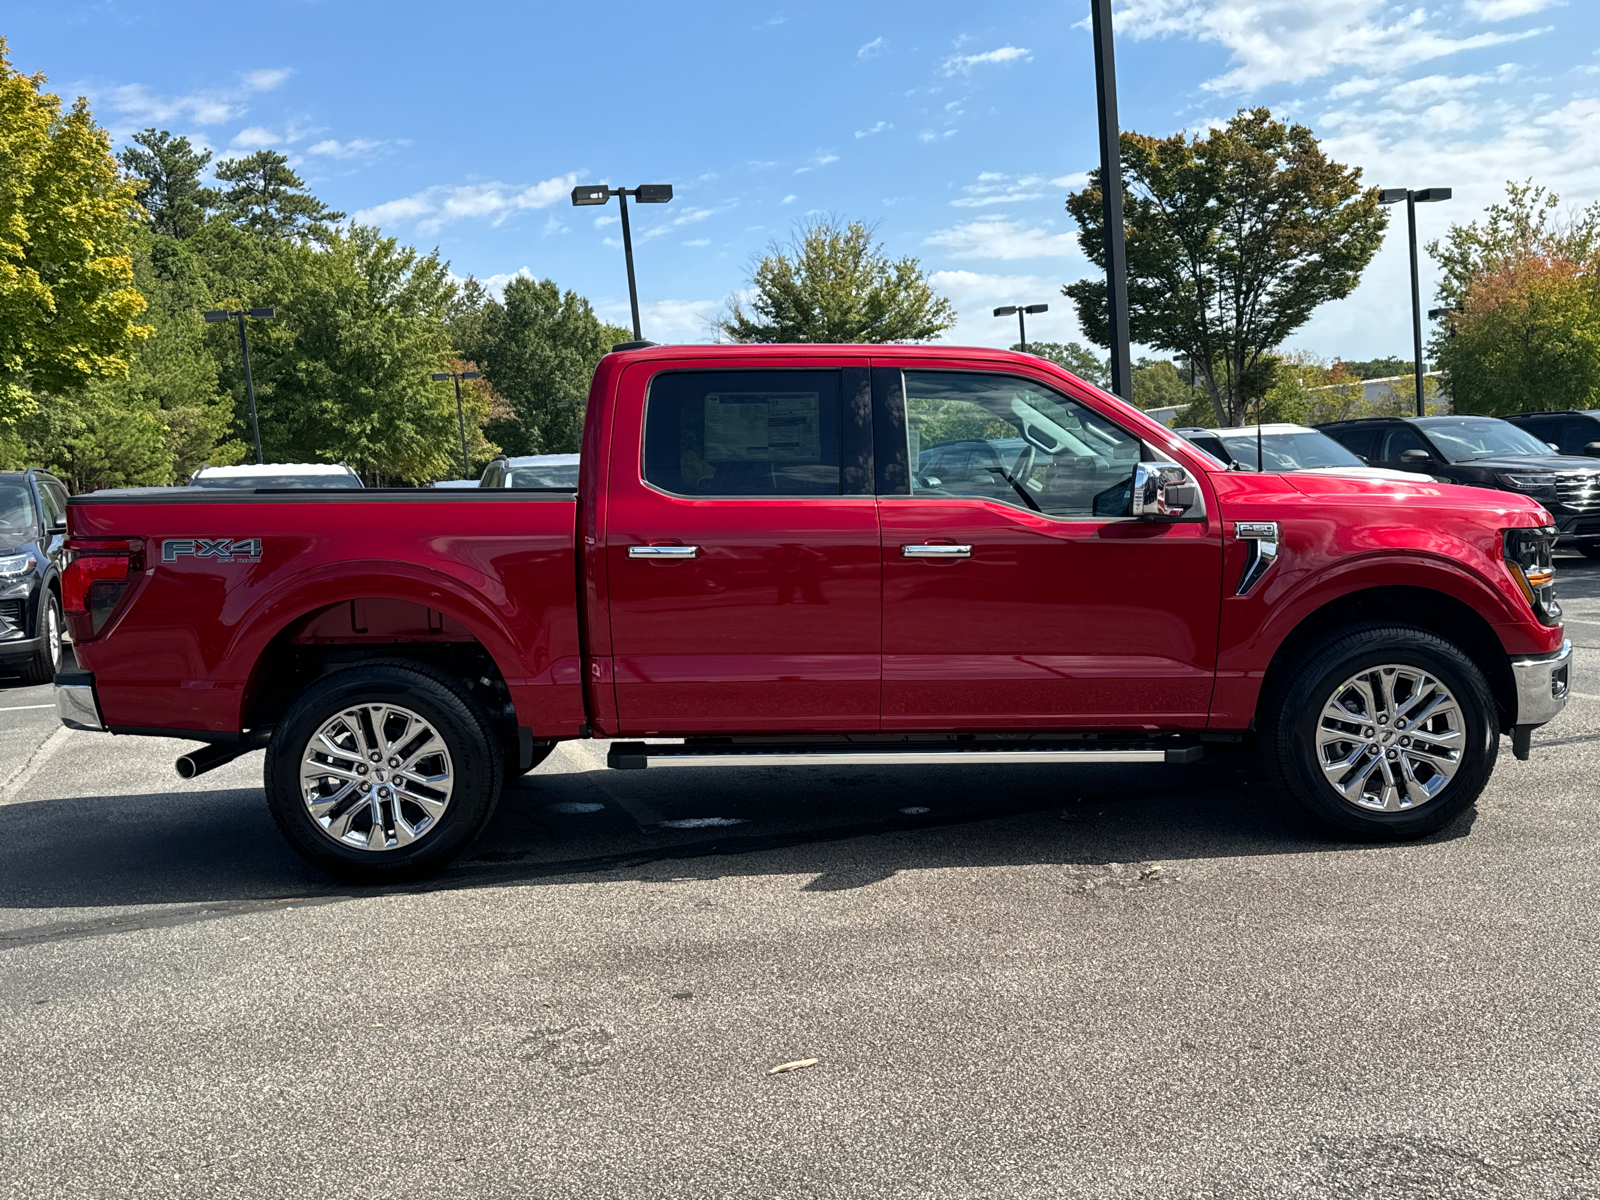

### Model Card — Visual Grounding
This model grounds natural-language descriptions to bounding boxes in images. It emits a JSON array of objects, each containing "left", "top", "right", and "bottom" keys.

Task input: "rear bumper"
[
  {"left": 1510, "top": 639, "right": 1571, "bottom": 727},
  {"left": 55, "top": 669, "right": 104, "bottom": 732}
]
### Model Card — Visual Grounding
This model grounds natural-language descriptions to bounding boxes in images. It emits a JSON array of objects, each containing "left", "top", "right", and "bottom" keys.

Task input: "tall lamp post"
[
  {"left": 1378, "top": 187, "right": 1451, "bottom": 417},
  {"left": 994, "top": 303, "right": 1049, "bottom": 353},
  {"left": 431, "top": 369, "right": 482, "bottom": 479},
  {"left": 203, "top": 307, "right": 275, "bottom": 463},
  {"left": 1090, "top": 0, "right": 1133, "bottom": 402},
  {"left": 570, "top": 183, "right": 674, "bottom": 342}
]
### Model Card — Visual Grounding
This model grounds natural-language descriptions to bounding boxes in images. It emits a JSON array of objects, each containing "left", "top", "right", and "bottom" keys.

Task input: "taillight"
[{"left": 62, "top": 538, "right": 143, "bottom": 636}]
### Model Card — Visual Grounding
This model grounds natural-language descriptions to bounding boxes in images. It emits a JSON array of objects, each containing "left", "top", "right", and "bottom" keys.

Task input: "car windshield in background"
[
  {"left": 1420, "top": 418, "right": 1551, "bottom": 461},
  {"left": 1218, "top": 431, "right": 1365, "bottom": 472},
  {"left": 506, "top": 464, "right": 579, "bottom": 488},
  {"left": 190, "top": 474, "right": 364, "bottom": 489},
  {"left": 0, "top": 483, "right": 33, "bottom": 532}
]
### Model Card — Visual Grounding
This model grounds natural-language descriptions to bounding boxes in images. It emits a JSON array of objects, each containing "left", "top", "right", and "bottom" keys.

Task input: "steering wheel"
[{"left": 1009, "top": 443, "right": 1035, "bottom": 487}]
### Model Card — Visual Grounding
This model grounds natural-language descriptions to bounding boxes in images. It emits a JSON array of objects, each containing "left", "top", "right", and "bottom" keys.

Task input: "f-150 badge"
[{"left": 162, "top": 538, "right": 263, "bottom": 563}]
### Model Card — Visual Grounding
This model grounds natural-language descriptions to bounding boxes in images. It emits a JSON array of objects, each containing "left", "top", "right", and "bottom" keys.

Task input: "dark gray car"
[{"left": 0, "top": 470, "right": 69, "bottom": 683}]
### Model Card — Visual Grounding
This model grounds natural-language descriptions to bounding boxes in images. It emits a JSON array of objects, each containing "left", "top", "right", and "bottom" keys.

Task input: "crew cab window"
[
  {"left": 37, "top": 482, "right": 62, "bottom": 529},
  {"left": 644, "top": 370, "right": 843, "bottom": 496},
  {"left": 903, "top": 371, "right": 1140, "bottom": 518}
]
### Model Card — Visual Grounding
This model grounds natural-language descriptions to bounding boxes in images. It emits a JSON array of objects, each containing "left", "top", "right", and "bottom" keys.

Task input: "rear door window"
[{"left": 1380, "top": 425, "right": 1433, "bottom": 462}]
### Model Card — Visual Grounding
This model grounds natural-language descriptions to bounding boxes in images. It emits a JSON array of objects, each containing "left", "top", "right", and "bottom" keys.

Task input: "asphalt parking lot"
[{"left": 2, "top": 562, "right": 1599, "bottom": 1200}]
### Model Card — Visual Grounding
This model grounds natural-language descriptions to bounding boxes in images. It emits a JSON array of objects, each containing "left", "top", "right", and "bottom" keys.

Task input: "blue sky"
[{"left": 9, "top": 0, "right": 1599, "bottom": 360}]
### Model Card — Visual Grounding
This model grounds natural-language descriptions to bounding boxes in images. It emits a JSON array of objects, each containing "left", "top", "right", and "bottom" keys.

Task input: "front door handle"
[
  {"left": 629, "top": 544, "right": 699, "bottom": 559},
  {"left": 901, "top": 544, "right": 972, "bottom": 559}
]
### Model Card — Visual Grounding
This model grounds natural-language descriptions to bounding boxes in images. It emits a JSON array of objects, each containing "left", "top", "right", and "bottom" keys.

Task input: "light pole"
[
  {"left": 1090, "top": 0, "right": 1133, "bottom": 402},
  {"left": 1378, "top": 187, "right": 1451, "bottom": 417},
  {"left": 204, "top": 307, "right": 275, "bottom": 463},
  {"left": 571, "top": 183, "right": 674, "bottom": 342},
  {"left": 994, "top": 304, "right": 1049, "bottom": 353},
  {"left": 431, "top": 369, "right": 482, "bottom": 479}
]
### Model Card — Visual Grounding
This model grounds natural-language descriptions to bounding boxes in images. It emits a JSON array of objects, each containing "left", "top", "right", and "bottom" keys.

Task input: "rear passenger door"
[{"left": 603, "top": 357, "right": 881, "bottom": 734}]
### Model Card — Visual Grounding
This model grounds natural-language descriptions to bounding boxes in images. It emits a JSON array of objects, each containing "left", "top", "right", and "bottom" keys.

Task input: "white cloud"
[
  {"left": 1465, "top": 0, "right": 1557, "bottom": 19},
  {"left": 594, "top": 214, "right": 618, "bottom": 228},
  {"left": 639, "top": 205, "right": 722, "bottom": 241},
  {"left": 924, "top": 217, "right": 1080, "bottom": 260},
  {"left": 919, "top": 129, "right": 958, "bottom": 143},
  {"left": 684, "top": 238, "right": 711, "bottom": 246},
  {"left": 95, "top": 67, "right": 291, "bottom": 128},
  {"left": 795, "top": 150, "right": 840, "bottom": 174},
  {"left": 1328, "top": 76, "right": 1384, "bottom": 98},
  {"left": 1114, "top": 0, "right": 1546, "bottom": 93},
  {"left": 781, "top": 194, "right": 798, "bottom": 204},
  {"left": 950, "top": 171, "right": 1066, "bottom": 208},
  {"left": 941, "top": 46, "right": 1032, "bottom": 75},
  {"left": 307, "top": 137, "right": 386, "bottom": 159},
  {"left": 857, "top": 37, "right": 887, "bottom": 60},
  {"left": 598, "top": 298, "right": 720, "bottom": 343},
  {"left": 855, "top": 121, "right": 892, "bottom": 138},
  {"left": 352, "top": 173, "right": 578, "bottom": 233},
  {"left": 925, "top": 270, "right": 1083, "bottom": 348}
]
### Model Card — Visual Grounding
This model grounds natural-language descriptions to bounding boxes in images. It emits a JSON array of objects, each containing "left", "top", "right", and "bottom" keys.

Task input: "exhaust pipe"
[{"left": 175, "top": 729, "right": 271, "bottom": 779}]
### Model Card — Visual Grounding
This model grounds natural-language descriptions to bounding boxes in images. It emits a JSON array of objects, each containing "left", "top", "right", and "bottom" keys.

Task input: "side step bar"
[{"left": 608, "top": 741, "right": 1202, "bottom": 770}]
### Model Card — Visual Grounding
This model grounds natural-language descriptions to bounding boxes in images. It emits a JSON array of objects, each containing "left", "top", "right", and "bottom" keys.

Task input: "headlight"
[
  {"left": 0, "top": 553, "right": 34, "bottom": 576},
  {"left": 1496, "top": 473, "right": 1556, "bottom": 491},
  {"left": 1504, "top": 525, "right": 1561, "bottom": 626}
]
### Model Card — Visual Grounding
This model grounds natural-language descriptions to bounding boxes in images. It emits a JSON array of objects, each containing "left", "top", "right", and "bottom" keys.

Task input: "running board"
[{"left": 607, "top": 740, "right": 1202, "bottom": 770}]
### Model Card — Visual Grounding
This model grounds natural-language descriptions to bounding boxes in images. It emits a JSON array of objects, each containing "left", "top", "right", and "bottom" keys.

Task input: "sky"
[{"left": 8, "top": 0, "right": 1599, "bottom": 361}]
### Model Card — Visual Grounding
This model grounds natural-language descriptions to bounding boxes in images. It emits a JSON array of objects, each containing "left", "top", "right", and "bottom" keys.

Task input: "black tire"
[
  {"left": 1261, "top": 623, "right": 1498, "bottom": 841},
  {"left": 264, "top": 660, "right": 503, "bottom": 882},
  {"left": 21, "top": 591, "right": 62, "bottom": 685},
  {"left": 1574, "top": 539, "right": 1600, "bottom": 560},
  {"left": 504, "top": 738, "right": 557, "bottom": 785}
]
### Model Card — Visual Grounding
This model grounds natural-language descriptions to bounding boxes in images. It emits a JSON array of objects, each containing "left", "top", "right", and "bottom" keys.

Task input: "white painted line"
[
  {"left": 0, "top": 725, "right": 72, "bottom": 805},
  {"left": 0, "top": 704, "right": 54, "bottom": 712},
  {"left": 1567, "top": 691, "right": 1600, "bottom": 701}
]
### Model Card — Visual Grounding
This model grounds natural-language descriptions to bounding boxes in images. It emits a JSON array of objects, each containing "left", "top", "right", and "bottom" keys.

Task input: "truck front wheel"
[
  {"left": 1262, "top": 624, "right": 1498, "bottom": 840},
  {"left": 264, "top": 661, "right": 504, "bottom": 882}
]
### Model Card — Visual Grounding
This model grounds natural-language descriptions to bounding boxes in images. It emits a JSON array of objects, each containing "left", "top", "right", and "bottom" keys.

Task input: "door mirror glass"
[{"left": 1130, "top": 462, "right": 1199, "bottom": 520}]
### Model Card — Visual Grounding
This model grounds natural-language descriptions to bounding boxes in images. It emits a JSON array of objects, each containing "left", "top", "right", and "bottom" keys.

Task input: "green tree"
[
  {"left": 718, "top": 217, "right": 955, "bottom": 343},
  {"left": 215, "top": 150, "right": 345, "bottom": 245},
  {"left": 1131, "top": 357, "right": 1203, "bottom": 411},
  {"left": 1016, "top": 340, "right": 1109, "bottom": 387},
  {"left": 118, "top": 129, "right": 218, "bottom": 241},
  {"left": 460, "top": 276, "right": 630, "bottom": 456},
  {"left": 0, "top": 39, "right": 150, "bottom": 424},
  {"left": 1064, "top": 107, "right": 1387, "bottom": 426}
]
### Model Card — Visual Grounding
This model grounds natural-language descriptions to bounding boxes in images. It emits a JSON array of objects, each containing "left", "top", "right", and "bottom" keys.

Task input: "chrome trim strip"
[
  {"left": 55, "top": 682, "right": 104, "bottom": 732},
  {"left": 1233, "top": 521, "right": 1280, "bottom": 596},
  {"left": 1509, "top": 638, "right": 1572, "bottom": 727},
  {"left": 628, "top": 545, "right": 698, "bottom": 559},
  {"left": 901, "top": 544, "right": 973, "bottom": 559}
]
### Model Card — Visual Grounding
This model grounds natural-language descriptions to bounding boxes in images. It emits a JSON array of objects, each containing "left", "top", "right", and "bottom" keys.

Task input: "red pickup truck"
[{"left": 53, "top": 344, "right": 1572, "bottom": 880}]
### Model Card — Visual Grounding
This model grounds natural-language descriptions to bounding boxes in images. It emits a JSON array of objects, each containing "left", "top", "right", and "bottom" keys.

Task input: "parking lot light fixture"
[
  {"left": 432, "top": 369, "right": 483, "bottom": 479},
  {"left": 203, "top": 307, "right": 276, "bottom": 463},
  {"left": 1379, "top": 187, "right": 1452, "bottom": 417},
  {"left": 994, "top": 303, "right": 1049, "bottom": 354},
  {"left": 570, "top": 183, "right": 675, "bottom": 341}
]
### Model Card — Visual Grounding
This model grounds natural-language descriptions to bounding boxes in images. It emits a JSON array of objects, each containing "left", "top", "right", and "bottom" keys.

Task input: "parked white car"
[
  {"left": 478, "top": 453, "right": 579, "bottom": 488},
  {"left": 188, "top": 463, "right": 364, "bottom": 489},
  {"left": 1175, "top": 423, "right": 1424, "bottom": 481}
]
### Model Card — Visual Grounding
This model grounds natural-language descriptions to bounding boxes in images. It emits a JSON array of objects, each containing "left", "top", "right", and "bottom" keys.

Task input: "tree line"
[{"left": 0, "top": 39, "right": 627, "bottom": 491}]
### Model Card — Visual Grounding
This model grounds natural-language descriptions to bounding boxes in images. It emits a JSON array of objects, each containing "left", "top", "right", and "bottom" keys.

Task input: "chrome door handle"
[
  {"left": 901, "top": 544, "right": 972, "bottom": 559},
  {"left": 629, "top": 544, "right": 699, "bottom": 559}
]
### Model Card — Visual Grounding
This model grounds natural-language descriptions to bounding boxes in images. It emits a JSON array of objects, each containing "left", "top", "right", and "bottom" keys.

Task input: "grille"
[
  {"left": 1553, "top": 471, "right": 1600, "bottom": 513},
  {"left": 0, "top": 599, "right": 23, "bottom": 638}
]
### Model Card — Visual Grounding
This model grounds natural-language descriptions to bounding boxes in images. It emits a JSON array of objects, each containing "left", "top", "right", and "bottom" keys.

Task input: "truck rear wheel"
[
  {"left": 1261, "top": 624, "right": 1498, "bottom": 841},
  {"left": 264, "top": 661, "right": 503, "bottom": 882}
]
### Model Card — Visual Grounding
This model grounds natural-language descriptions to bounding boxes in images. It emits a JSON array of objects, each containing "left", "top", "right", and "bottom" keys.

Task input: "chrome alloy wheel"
[
  {"left": 299, "top": 704, "right": 454, "bottom": 851},
  {"left": 45, "top": 604, "right": 60, "bottom": 671},
  {"left": 1315, "top": 665, "right": 1463, "bottom": 812}
]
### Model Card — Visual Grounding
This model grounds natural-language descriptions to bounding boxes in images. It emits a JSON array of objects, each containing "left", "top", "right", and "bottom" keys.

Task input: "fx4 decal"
[{"left": 162, "top": 538, "right": 263, "bottom": 564}]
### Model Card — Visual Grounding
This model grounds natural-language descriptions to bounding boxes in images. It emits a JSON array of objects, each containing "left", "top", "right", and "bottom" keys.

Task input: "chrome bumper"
[
  {"left": 55, "top": 671, "right": 104, "bottom": 732},
  {"left": 1510, "top": 639, "right": 1572, "bottom": 728}
]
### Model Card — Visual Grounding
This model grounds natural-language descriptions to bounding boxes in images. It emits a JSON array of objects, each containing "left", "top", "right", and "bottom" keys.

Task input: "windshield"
[
  {"left": 1419, "top": 419, "right": 1550, "bottom": 461},
  {"left": 191, "top": 474, "right": 363, "bottom": 489},
  {"left": 0, "top": 483, "right": 35, "bottom": 532},
  {"left": 504, "top": 464, "right": 579, "bottom": 488},
  {"left": 1217, "top": 431, "right": 1365, "bottom": 472}
]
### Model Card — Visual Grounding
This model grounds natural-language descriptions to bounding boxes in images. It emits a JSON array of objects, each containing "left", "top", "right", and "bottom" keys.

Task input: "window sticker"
[{"left": 703, "top": 392, "right": 822, "bottom": 462}]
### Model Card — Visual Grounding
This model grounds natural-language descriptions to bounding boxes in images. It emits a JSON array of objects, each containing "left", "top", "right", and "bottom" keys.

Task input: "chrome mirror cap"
[{"left": 1131, "top": 461, "right": 1201, "bottom": 520}]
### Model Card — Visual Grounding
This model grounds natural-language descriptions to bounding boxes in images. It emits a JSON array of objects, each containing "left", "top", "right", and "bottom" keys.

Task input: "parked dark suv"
[
  {"left": 0, "top": 470, "right": 70, "bottom": 683},
  {"left": 1318, "top": 415, "right": 1600, "bottom": 554},
  {"left": 1502, "top": 410, "right": 1600, "bottom": 459}
]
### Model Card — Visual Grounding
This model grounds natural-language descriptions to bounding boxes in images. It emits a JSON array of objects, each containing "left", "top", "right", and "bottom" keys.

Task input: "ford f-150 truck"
[{"left": 53, "top": 344, "right": 1573, "bottom": 880}]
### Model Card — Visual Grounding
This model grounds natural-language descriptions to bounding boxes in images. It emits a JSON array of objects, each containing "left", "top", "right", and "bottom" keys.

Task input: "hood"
[
  {"left": 1445, "top": 453, "right": 1600, "bottom": 473},
  {"left": 1284, "top": 469, "right": 1548, "bottom": 520},
  {"left": 0, "top": 533, "right": 37, "bottom": 555}
]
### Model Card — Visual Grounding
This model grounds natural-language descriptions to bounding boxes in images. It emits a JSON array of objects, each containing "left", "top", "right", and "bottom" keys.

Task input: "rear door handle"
[
  {"left": 901, "top": 544, "right": 972, "bottom": 559},
  {"left": 629, "top": 545, "right": 699, "bottom": 559}
]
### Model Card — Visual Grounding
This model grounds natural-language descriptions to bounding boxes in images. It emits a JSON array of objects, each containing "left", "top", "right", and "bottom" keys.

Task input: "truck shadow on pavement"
[{"left": 0, "top": 747, "right": 1475, "bottom": 939}]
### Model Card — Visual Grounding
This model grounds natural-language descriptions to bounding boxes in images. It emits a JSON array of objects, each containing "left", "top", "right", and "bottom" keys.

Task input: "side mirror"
[
  {"left": 1584, "top": 442, "right": 1600, "bottom": 457},
  {"left": 1400, "top": 449, "right": 1432, "bottom": 464},
  {"left": 49, "top": 518, "right": 66, "bottom": 535},
  {"left": 1131, "top": 462, "right": 1199, "bottom": 520},
  {"left": 1547, "top": 442, "right": 1560, "bottom": 453},
  {"left": 1357, "top": 455, "right": 1371, "bottom": 465}
]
